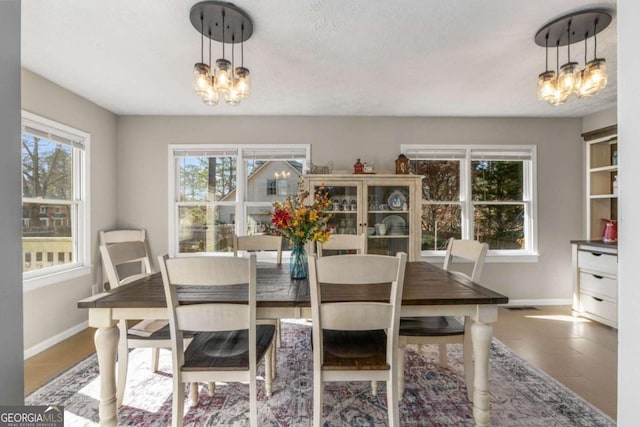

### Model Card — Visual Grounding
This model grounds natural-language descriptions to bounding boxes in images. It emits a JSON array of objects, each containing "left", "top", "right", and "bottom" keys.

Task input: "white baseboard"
[
  {"left": 24, "top": 321, "right": 89, "bottom": 360},
  {"left": 502, "top": 299, "right": 572, "bottom": 307}
]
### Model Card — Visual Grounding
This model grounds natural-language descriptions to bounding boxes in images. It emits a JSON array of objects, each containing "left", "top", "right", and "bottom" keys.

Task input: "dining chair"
[
  {"left": 398, "top": 237, "right": 488, "bottom": 399},
  {"left": 233, "top": 234, "right": 283, "bottom": 265},
  {"left": 308, "top": 253, "right": 407, "bottom": 427},
  {"left": 158, "top": 253, "right": 276, "bottom": 427},
  {"left": 234, "top": 234, "right": 283, "bottom": 349},
  {"left": 315, "top": 233, "right": 366, "bottom": 257},
  {"left": 100, "top": 229, "right": 196, "bottom": 408}
]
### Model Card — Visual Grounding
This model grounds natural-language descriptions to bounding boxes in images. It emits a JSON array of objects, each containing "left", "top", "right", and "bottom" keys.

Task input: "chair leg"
[
  {"left": 150, "top": 348, "right": 160, "bottom": 372},
  {"left": 208, "top": 382, "right": 215, "bottom": 396},
  {"left": 387, "top": 377, "right": 400, "bottom": 427},
  {"left": 265, "top": 343, "right": 273, "bottom": 397},
  {"left": 271, "top": 342, "right": 276, "bottom": 379},
  {"left": 371, "top": 381, "right": 378, "bottom": 396},
  {"left": 116, "top": 321, "right": 128, "bottom": 408},
  {"left": 398, "top": 344, "right": 406, "bottom": 397},
  {"left": 173, "top": 381, "right": 185, "bottom": 427},
  {"left": 250, "top": 377, "right": 258, "bottom": 426},
  {"left": 313, "top": 378, "right": 323, "bottom": 427},
  {"left": 438, "top": 343, "right": 448, "bottom": 366},
  {"left": 189, "top": 383, "right": 199, "bottom": 407}
]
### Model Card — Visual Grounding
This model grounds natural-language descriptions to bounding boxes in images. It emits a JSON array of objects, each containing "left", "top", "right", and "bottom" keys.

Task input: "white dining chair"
[
  {"left": 158, "top": 253, "right": 276, "bottom": 427},
  {"left": 398, "top": 237, "right": 488, "bottom": 399},
  {"left": 100, "top": 229, "right": 197, "bottom": 407},
  {"left": 308, "top": 253, "right": 407, "bottom": 427}
]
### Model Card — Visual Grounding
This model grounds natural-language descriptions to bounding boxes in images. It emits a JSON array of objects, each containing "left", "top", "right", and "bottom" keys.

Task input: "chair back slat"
[
  {"left": 104, "top": 241, "right": 148, "bottom": 266},
  {"left": 321, "top": 303, "right": 393, "bottom": 331},
  {"left": 442, "top": 238, "right": 488, "bottom": 282},
  {"left": 176, "top": 304, "right": 250, "bottom": 332},
  {"left": 164, "top": 256, "right": 254, "bottom": 286},
  {"left": 316, "top": 254, "right": 401, "bottom": 284},
  {"left": 317, "top": 233, "right": 366, "bottom": 257},
  {"left": 100, "top": 229, "right": 146, "bottom": 245},
  {"left": 234, "top": 235, "right": 283, "bottom": 264}
]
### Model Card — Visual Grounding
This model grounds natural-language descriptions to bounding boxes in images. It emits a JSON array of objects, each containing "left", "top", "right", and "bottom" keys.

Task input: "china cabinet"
[{"left": 305, "top": 174, "right": 422, "bottom": 261}]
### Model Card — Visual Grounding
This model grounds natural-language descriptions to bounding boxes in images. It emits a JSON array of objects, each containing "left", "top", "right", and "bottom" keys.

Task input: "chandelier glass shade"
[
  {"left": 534, "top": 9, "right": 612, "bottom": 106},
  {"left": 190, "top": 1, "right": 253, "bottom": 106}
]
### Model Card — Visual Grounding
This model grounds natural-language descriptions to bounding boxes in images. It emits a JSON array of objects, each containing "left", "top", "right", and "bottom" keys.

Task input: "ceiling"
[{"left": 21, "top": 0, "right": 617, "bottom": 117}]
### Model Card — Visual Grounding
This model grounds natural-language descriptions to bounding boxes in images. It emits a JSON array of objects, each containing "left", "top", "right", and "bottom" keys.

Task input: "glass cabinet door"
[
  {"left": 312, "top": 181, "right": 362, "bottom": 236},
  {"left": 365, "top": 184, "right": 410, "bottom": 257}
]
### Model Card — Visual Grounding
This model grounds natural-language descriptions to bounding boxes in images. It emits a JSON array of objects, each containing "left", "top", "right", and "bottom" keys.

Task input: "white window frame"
[
  {"left": 402, "top": 144, "right": 538, "bottom": 262},
  {"left": 168, "top": 144, "right": 310, "bottom": 257},
  {"left": 22, "top": 111, "right": 91, "bottom": 291}
]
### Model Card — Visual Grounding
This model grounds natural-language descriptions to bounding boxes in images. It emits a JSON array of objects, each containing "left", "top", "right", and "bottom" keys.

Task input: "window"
[
  {"left": 266, "top": 179, "right": 277, "bottom": 195},
  {"left": 22, "top": 111, "right": 90, "bottom": 286},
  {"left": 402, "top": 145, "right": 537, "bottom": 258},
  {"left": 169, "top": 144, "right": 309, "bottom": 256}
]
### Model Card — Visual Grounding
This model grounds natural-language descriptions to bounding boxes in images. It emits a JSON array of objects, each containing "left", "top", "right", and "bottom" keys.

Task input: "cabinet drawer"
[
  {"left": 577, "top": 250, "right": 617, "bottom": 275},
  {"left": 580, "top": 292, "right": 617, "bottom": 323},
  {"left": 579, "top": 272, "right": 617, "bottom": 300}
]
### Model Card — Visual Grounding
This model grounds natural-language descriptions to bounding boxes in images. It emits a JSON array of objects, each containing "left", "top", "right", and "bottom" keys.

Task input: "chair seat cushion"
[
  {"left": 399, "top": 316, "right": 464, "bottom": 336},
  {"left": 322, "top": 330, "right": 389, "bottom": 370},
  {"left": 182, "top": 325, "right": 276, "bottom": 371}
]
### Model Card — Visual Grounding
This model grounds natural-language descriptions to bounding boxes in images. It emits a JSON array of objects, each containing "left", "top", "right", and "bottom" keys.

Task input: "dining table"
[{"left": 77, "top": 260, "right": 508, "bottom": 427}]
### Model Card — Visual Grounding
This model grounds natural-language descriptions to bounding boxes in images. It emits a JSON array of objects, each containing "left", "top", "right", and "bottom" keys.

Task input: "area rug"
[{"left": 26, "top": 320, "right": 615, "bottom": 426}]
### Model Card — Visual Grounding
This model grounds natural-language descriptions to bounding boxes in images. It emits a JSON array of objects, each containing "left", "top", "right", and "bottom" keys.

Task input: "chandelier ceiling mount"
[{"left": 189, "top": 1, "right": 253, "bottom": 106}]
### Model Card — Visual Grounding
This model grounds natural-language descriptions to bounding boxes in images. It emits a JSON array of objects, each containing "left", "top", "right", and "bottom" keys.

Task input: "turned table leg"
[
  {"left": 471, "top": 321, "right": 493, "bottom": 427},
  {"left": 95, "top": 325, "right": 119, "bottom": 427}
]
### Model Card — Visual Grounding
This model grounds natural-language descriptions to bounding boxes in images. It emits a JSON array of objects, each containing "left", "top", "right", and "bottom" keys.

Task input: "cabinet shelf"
[
  {"left": 368, "top": 235, "right": 409, "bottom": 239},
  {"left": 589, "top": 165, "right": 618, "bottom": 173},
  {"left": 590, "top": 194, "right": 618, "bottom": 199}
]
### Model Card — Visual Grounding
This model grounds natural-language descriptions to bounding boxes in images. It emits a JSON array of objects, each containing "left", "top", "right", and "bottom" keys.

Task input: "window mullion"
[{"left": 461, "top": 151, "right": 473, "bottom": 240}]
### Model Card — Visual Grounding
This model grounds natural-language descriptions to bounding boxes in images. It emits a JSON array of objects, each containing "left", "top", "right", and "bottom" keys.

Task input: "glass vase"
[{"left": 290, "top": 244, "right": 308, "bottom": 280}]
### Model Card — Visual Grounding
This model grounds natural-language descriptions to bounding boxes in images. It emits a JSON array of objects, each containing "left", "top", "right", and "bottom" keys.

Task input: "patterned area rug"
[{"left": 27, "top": 320, "right": 615, "bottom": 426}]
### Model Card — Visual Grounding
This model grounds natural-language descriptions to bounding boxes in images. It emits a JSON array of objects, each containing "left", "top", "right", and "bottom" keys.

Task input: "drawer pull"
[
  {"left": 592, "top": 296, "right": 604, "bottom": 302},
  {"left": 592, "top": 274, "right": 604, "bottom": 279},
  {"left": 590, "top": 253, "right": 603, "bottom": 257}
]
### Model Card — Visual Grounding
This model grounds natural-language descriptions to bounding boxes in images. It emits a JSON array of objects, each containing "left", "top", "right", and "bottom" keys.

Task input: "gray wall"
[
  {"left": 0, "top": 0, "right": 24, "bottom": 403},
  {"left": 617, "top": 0, "right": 639, "bottom": 423},
  {"left": 117, "top": 116, "right": 583, "bottom": 302},
  {"left": 21, "top": 69, "right": 119, "bottom": 350}
]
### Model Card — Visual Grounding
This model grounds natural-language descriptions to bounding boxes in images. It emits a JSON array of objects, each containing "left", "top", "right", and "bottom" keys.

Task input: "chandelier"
[
  {"left": 535, "top": 9, "right": 612, "bottom": 106},
  {"left": 190, "top": 1, "right": 253, "bottom": 106}
]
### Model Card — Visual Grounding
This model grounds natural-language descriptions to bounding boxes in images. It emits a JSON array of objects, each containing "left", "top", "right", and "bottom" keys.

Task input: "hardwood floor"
[{"left": 24, "top": 305, "right": 617, "bottom": 420}]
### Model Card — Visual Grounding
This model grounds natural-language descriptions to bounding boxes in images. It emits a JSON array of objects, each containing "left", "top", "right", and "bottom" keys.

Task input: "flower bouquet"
[{"left": 269, "top": 180, "right": 333, "bottom": 278}]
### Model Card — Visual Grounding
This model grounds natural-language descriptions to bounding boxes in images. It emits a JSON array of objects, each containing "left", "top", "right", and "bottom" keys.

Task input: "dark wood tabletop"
[{"left": 78, "top": 261, "right": 508, "bottom": 309}]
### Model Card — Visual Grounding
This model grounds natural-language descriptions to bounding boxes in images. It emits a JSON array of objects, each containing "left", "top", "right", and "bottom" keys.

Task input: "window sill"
[
  {"left": 23, "top": 265, "right": 92, "bottom": 293},
  {"left": 422, "top": 253, "right": 539, "bottom": 263}
]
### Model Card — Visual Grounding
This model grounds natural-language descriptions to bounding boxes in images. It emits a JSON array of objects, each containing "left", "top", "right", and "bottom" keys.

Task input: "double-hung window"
[
  {"left": 169, "top": 144, "right": 309, "bottom": 256},
  {"left": 402, "top": 145, "right": 537, "bottom": 259},
  {"left": 22, "top": 111, "right": 90, "bottom": 288}
]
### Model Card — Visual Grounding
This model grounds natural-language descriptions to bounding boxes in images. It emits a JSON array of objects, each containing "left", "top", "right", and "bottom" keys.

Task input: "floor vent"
[{"left": 505, "top": 306, "right": 540, "bottom": 311}]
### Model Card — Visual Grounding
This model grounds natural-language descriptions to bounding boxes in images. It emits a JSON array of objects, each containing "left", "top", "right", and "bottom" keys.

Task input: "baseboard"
[
  {"left": 24, "top": 321, "right": 89, "bottom": 360},
  {"left": 502, "top": 298, "right": 572, "bottom": 307}
]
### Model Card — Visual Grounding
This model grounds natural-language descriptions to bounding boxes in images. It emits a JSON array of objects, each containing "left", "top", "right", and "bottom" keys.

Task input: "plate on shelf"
[
  {"left": 387, "top": 190, "right": 407, "bottom": 211},
  {"left": 381, "top": 215, "right": 407, "bottom": 235}
]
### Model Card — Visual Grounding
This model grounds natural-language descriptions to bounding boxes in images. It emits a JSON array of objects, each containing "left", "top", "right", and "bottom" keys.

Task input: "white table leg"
[
  {"left": 95, "top": 325, "right": 119, "bottom": 427},
  {"left": 471, "top": 320, "right": 492, "bottom": 427}
]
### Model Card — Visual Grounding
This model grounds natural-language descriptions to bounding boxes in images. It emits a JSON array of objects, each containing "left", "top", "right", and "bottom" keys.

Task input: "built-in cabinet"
[
  {"left": 571, "top": 124, "right": 618, "bottom": 329},
  {"left": 584, "top": 125, "right": 618, "bottom": 240},
  {"left": 305, "top": 174, "right": 422, "bottom": 261},
  {"left": 571, "top": 241, "right": 617, "bottom": 328}
]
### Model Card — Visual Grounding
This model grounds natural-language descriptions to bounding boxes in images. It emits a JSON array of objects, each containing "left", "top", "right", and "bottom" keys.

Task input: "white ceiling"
[{"left": 21, "top": 0, "right": 617, "bottom": 117}]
